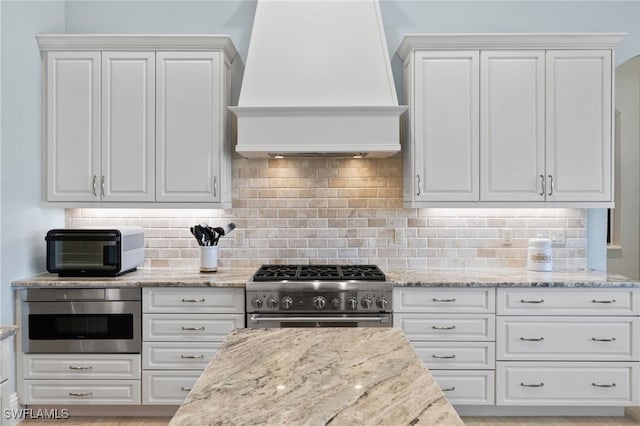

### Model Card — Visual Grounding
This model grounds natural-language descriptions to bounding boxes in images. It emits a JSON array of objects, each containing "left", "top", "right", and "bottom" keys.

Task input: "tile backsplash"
[{"left": 66, "top": 157, "right": 586, "bottom": 270}]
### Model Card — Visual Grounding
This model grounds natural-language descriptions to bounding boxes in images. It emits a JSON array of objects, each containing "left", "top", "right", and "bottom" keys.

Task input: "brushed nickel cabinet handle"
[
  {"left": 432, "top": 325, "right": 456, "bottom": 330},
  {"left": 181, "top": 387, "right": 192, "bottom": 392},
  {"left": 101, "top": 175, "right": 105, "bottom": 196},
  {"left": 69, "top": 365, "right": 93, "bottom": 370},
  {"left": 69, "top": 392, "right": 93, "bottom": 397},
  {"left": 182, "top": 298, "right": 205, "bottom": 303},
  {"left": 520, "top": 337, "right": 544, "bottom": 342},
  {"left": 213, "top": 176, "right": 218, "bottom": 197},
  {"left": 181, "top": 354, "right": 205, "bottom": 359},
  {"left": 520, "top": 382, "right": 544, "bottom": 388},
  {"left": 416, "top": 174, "right": 421, "bottom": 196},
  {"left": 592, "top": 337, "right": 616, "bottom": 342},
  {"left": 182, "top": 326, "right": 205, "bottom": 331},
  {"left": 432, "top": 354, "right": 456, "bottom": 359},
  {"left": 433, "top": 298, "right": 456, "bottom": 303},
  {"left": 92, "top": 175, "right": 97, "bottom": 196},
  {"left": 548, "top": 174, "right": 554, "bottom": 196},
  {"left": 539, "top": 174, "right": 545, "bottom": 196},
  {"left": 442, "top": 387, "right": 456, "bottom": 392},
  {"left": 592, "top": 383, "right": 616, "bottom": 388},
  {"left": 592, "top": 299, "right": 616, "bottom": 304},
  {"left": 520, "top": 299, "right": 544, "bottom": 304}
]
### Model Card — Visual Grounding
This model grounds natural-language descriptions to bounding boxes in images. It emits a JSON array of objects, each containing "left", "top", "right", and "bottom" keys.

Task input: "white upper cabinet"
[
  {"left": 480, "top": 51, "right": 545, "bottom": 202},
  {"left": 102, "top": 52, "right": 155, "bottom": 202},
  {"left": 155, "top": 52, "right": 223, "bottom": 203},
  {"left": 546, "top": 50, "right": 612, "bottom": 202},
  {"left": 46, "top": 51, "right": 101, "bottom": 202},
  {"left": 398, "top": 34, "right": 622, "bottom": 208},
  {"left": 38, "top": 35, "right": 240, "bottom": 207},
  {"left": 412, "top": 51, "right": 479, "bottom": 202}
]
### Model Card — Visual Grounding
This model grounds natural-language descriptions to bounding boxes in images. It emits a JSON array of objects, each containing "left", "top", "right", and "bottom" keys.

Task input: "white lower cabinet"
[
  {"left": 496, "top": 288, "right": 640, "bottom": 407},
  {"left": 142, "top": 371, "right": 202, "bottom": 405},
  {"left": 141, "top": 287, "right": 244, "bottom": 405},
  {"left": 496, "top": 362, "right": 639, "bottom": 406},
  {"left": 394, "top": 288, "right": 496, "bottom": 406},
  {"left": 23, "top": 380, "right": 141, "bottom": 405},
  {"left": 21, "top": 354, "right": 141, "bottom": 405},
  {"left": 432, "top": 371, "right": 495, "bottom": 405}
]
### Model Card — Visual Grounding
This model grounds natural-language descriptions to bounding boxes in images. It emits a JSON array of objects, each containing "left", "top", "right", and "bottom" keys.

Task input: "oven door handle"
[{"left": 249, "top": 315, "right": 391, "bottom": 323}]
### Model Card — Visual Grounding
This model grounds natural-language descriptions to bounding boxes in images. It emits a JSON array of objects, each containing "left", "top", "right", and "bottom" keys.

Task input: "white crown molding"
[
  {"left": 397, "top": 33, "right": 626, "bottom": 60},
  {"left": 36, "top": 34, "right": 239, "bottom": 61}
]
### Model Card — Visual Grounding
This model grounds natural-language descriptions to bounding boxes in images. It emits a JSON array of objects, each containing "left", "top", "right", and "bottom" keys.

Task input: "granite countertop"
[
  {"left": 170, "top": 328, "right": 462, "bottom": 426},
  {"left": 0, "top": 326, "right": 18, "bottom": 341},
  {"left": 386, "top": 268, "right": 640, "bottom": 288},
  {"left": 11, "top": 267, "right": 640, "bottom": 288},
  {"left": 11, "top": 268, "right": 254, "bottom": 288}
]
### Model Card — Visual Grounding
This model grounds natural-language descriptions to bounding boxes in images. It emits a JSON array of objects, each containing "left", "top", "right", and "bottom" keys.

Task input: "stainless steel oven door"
[
  {"left": 247, "top": 313, "right": 392, "bottom": 328},
  {"left": 22, "top": 300, "right": 141, "bottom": 353}
]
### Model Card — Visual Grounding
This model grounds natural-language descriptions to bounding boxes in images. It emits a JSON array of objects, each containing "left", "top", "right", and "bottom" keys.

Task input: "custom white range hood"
[{"left": 230, "top": 0, "right": 407, "bottom": 158}]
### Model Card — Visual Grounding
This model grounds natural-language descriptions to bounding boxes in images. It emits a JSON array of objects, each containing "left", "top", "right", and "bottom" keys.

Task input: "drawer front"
[
  {"left": 394, "top": 288, "right": 495, "bottom": 313},
  {"left": 143, "top": 288, "right": 244, "bottom": 313},
  {"left": 22, "top": 379, "right": 140, "bottom": 405},
  {"left": 143, "top": 342, "right": 221, "bottom": 370},
  {"left": 142, "top": 371, "right": 201, "bottom": 405},
  {"left": 412, "top": 342, "right": 495, "bottom": 370},
  {"left": 431, "top": 370, "right": 495, "bottom": 405},
  {"left": 496, "top": 362, "right": 639, "bottom": 406},
  {"left": 143, "top": 313, "right": 244, "bottom": 341},
  {"left": 23, "top": 354, "right": 141, "bottom": 379},
  {"left": 497, "top": 317, "right": 639, "bottom": 361},
  {"left": 497, "top": 288, "right": 639, "bottom": 315},
  {"left": 395, "top": 314, "right": 495, "bottom": 341}
]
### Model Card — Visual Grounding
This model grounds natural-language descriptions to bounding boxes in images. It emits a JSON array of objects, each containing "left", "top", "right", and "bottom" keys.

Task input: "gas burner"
[{"left": 252, "top": 264, "right": 386, "bottom": 282}]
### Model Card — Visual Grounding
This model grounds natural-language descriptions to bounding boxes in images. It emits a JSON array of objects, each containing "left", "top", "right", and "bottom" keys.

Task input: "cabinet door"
[
  {"left": 546, "top": 50, "right": 612, "bottom": 202},
  {"left": 413, "top": 51, "right": 479, "bottom": 201},
  {"left": 101, "top": 52, "right": 155, "bottom": 202},
  {"left": 156, "top": 52, "right": 222, "bottom": 202},
  {"left": 480, "top": 51, "right": 545, "bottom": 201},
  {"left": 46, "top": 51, "right": 101, "bottom": 202}
]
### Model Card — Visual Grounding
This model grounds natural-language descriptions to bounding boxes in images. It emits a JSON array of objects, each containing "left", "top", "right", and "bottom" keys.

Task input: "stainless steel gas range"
[{"left": 246, "top": 264, "right": 392, "bottom": 328}]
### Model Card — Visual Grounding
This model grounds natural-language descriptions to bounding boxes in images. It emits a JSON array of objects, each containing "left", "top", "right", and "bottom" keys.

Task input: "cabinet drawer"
[
  {"left": 22, "top": 379, "right": 140, "bottom": 405},
  {"left": 497, "top": 317, "right": 639, "bottom": 361},
  {"left": 395, "top": 314, "right": 495, "bottom": 341},
  {"left": 431, "top": 371, "right": 495, "bottom": 405},
  {"left": 143, "top": 313, "right": 244, "bottom": 341},
  {"left": 143, "top": 342, "right": 221, "bottom": 370},
  {"left": 394, "top": 288, "right": 495, "bottom": 313},
  {"left": 23, "top": 354, "right": 140, "bottom": 379},
  {"left": 143, "top": 288, "right": 244, "bottom": 313},
  {"left": 413, "top": 342, "right": 495, "bottom": 370},
  {"left": 497, "top": 288, "right": 639, "bottom": 315},
  {"left": 496, "top": 362, "right": 639, "bottom": 406},
  {"left": 142, "top": 371, "right": 201, "bottom": 405}
]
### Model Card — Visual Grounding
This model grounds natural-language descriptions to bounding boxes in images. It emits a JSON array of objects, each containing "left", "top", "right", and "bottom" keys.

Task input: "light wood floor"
[{"left": 16, "top": 416, "right": 640, "bottom": 425}]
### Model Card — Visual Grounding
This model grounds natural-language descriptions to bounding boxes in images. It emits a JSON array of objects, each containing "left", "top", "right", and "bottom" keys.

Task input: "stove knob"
[
  {"left": 267, "top": 298, "right": 279, "bottom": 309},
  {"left": 331, "top": 298, "right": 340, "bottom": 309},
  {"left": 281, "top": 297, "right": 293, "bottom": 310},
  {"left": 347, "top": 297, "right": 358, "bottom": 310},
  {"left": 376, "top": 297, "right": 388, "bottom": 309},
  {"left": 313, "top": 296, "right": 326, "bottom": 310},
  {"left": 361, "top": 297, "right": 373, "bottom": 309},
  {"left": 251, "top": 298, "right": 263, "bottom": 309}
]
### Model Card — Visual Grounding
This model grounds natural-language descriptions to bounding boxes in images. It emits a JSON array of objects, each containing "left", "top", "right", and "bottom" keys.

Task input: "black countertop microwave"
[{"left": 45, "top": 227, "right": 144, "bottom": 277}]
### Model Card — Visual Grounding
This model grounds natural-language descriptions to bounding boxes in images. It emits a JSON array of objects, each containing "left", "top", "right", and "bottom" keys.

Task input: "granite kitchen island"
[{"left": 169, "top": 328, "right": 462, "bottom": 426}]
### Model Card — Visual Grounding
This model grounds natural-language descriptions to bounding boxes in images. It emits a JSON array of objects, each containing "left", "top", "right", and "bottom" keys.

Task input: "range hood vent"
[{"left": 230, "top": 0, "right": 407, "bottom": 158}]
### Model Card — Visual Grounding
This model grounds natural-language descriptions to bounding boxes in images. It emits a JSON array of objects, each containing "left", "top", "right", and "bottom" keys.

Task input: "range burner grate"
[{"left": 252, "top": 264, "right": 386, "bottom": 281}]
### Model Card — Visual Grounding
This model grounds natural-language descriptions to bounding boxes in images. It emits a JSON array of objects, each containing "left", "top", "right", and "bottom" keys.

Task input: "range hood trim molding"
[{"left": 229, "top": 105, "right": 408, "bottom": 117}]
